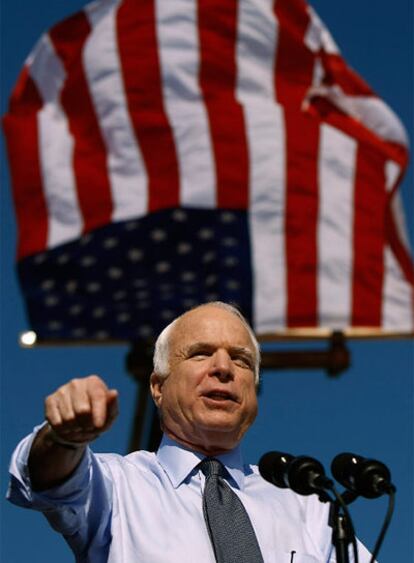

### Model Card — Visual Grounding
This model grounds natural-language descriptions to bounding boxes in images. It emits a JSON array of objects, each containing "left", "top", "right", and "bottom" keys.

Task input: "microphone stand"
[{"left": 327, "top": 491, "right": 359, "bottom": 563}]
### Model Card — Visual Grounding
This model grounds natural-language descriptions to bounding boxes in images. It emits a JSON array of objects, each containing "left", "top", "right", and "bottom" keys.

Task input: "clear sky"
[{"left": 1, "top": 1, "right": 413, "bottom": 562}]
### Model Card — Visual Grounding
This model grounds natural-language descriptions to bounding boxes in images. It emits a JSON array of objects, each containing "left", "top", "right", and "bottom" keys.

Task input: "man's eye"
[
  {"left": 233, "top": 356, "right": 253, "bottom": 369},
  {"left": 190, "top": 351, "right": 211, "bottom": 359}
]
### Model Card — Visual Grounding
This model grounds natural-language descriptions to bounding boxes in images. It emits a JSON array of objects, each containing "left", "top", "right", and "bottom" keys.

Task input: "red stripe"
[
  {"left": 386, "top": 201, "right": 414, "bottom": 287},
  {"left": 321, "top": 53, "right": 374, "bottom": 97},
  {"left": 273, "top": 0, "right": 315, "bottom": 107},
  {"left": 306, "top": 97, "right": 408, "bottom": 168},
  {"left": 351, "top": 145, "right": 386, "bottom": 326},
  {"left": 117, "top": 0, "right": 179, "bottom": 211},
  {"left": 283, "top": 111, "right": 319, "bottom": 327},
  {"left": 3, "top": 67, "right": 48, "bottom": 259},
  {"left": 49, "top": 12, "right": 113, "bottom": 233},
  {"left": 198, "top": 0, "right": 249, "bottom": 208},
  {"left": 274, "top": 0, "right": 318, "bottom": 326}
]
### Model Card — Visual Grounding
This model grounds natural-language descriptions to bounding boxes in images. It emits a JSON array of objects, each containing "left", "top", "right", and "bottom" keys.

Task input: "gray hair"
[{"left": 153, "top": 302, "right": 261, "bottom": 384}]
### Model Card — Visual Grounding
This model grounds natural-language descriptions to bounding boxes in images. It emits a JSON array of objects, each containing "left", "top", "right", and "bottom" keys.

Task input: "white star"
[
  {"left": 95, "top": 330, "right": 109, "bottom": 340},
  {"left": 57, "top": 254, "right": 70, "bottom": 265},
  {"left": 81, "top": 256, "right": 96, "bottom": 267},
  {"left": 80, "top": 233, "right": 93, "bottom": 245},
  {"left": 41, "top": 279, "right": 55, "bottom": 290},
  {"left": 156, "top": 262, "right": 171, "bottom": 274},
  {"left": 226, "top": 280, "right": 240, "bottom": 290},
  {"left": 198, "top": 228, "right": 214, "bottom": 240},
  {"left": 202, "top": 251, "right": 216, "bottom": 263},
  {"left": 103, "top": 237, "right": 118, "bottom": 249},
  {"left": 159, "top": 283, "right": 173, "bottom": 292},
  {"left": 92, "top": 307, "right": 106, "bottom": 318},
  {"left": 87, "top": 282, "right": 101, "bottom": 293},
  {"left": 150, "top": 229, "right": 167, "bottom": 242},
  {"left": 66, "top": 280, "right": 78, "bottom": 294},
  {"left": 124, "top": 221, "right": 139, "bottom": 231},
  {"left": 172, "top": 209, "right": 187, "bottom": 222},
  {"left": 220, "top": 212, "right": 236, "bottom": 223},
  {"left": 128, "top": 248, "right": 144, "bottom": 262},
  {"left": 45, "top": 296, "right": 59, "bottom": 307},
  {"left": 69, "top": 304, "right": 83, "bottom": 316},
  {"left": 34, "top": 253, "right": 47, "bottom": 265},
  {"left": 138, "top": 325, "right": 152, "bottom": 337},
  {"left": 222, "top": 237, "right": 238, "bottom": 247},
  {"left": 161, "top": 310, "right": 174, "bottom": 320},
  {"left": 108, "top": 267, "right": 123, "bottom": 279},
  {"left": 181, "top": 271, "right": 196, "bottom": 282},
  {"left": 177, "top": 242, "right": 192, "bottom": 255},
  {"left": 117, "top": 312, "right": 131, "bottom": 323},
  {"left": 205, "top": 275, "right": 218, "bottom": 286},
  {"left": 72, "top": 327, "right": 86, "bottom": 338},
  {"left": 224, "top": 256, "right": 238, "bottom": 267}
]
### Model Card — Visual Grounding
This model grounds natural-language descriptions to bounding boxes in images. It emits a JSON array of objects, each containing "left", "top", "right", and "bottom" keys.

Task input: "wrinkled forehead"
[{"left": 170, "top": 305, "right": 255, "bottom": 353}]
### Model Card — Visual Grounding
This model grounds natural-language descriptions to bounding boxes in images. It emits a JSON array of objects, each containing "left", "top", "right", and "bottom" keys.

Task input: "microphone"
[
  {"left": 258, "top": 451, "right": 294, "bottom": 488},
  {"left": 259, "top": 451, "right": 333, "bottom": 496},
  {"left": 331, "top": 453, "right": 396, "bottom": 498}
]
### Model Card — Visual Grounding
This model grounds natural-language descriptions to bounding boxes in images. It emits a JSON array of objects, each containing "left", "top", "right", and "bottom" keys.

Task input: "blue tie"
[{"left": 200, "top": 458, "right": 264, "bottom": 563}]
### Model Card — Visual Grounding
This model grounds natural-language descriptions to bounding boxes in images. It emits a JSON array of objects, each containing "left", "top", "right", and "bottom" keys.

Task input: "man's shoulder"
[
  {"left": 93, "top": 448, "right": 159, "bottom": 477},
  {"left": 245, "top": 462, "right": 329, "bottom": 514}
]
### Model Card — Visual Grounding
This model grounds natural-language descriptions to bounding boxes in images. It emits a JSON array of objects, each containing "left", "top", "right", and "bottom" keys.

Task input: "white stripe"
[
  {"left": 382, "top": 162, "right": 413, "bottom": 330},
  {"left": 385, "top": 161, "right": 401, "bottom": 193},
  {"left": 236, "top": 0, "right": 285, "bottom": 332},
  {"left": 155, "top": 0, "right": 216, "bottom": 207},
  {"left": 318, "top": 125, "right": 357, "bottom": 328},
  {"left": 30, "top": 35, "right": 83, "bottom": 249},
  {"left": 385, "top": 162, "right": 412, "bottom": 250},
  {"left": 382, "top": 248, "right": 413, "bottom": 331},
  {"left": 247, "top": 104, "right": 287, "bottom": 333},
  {"left": 346, "top": 97, "right": 409, "bottom": 147},
  {"left": 84, "top": 0, "right": 148, "bottom": 222},
  {"left": 304, "top": 6, "right": 339, "bottom": 54},
  {"left": 236, "top": 0, "right": 278, "bottom": 103}
]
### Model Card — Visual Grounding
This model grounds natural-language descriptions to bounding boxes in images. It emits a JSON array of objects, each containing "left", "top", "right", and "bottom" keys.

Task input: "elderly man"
[{"left": 8, "top": 302, "right": 372, "bottom": 562}]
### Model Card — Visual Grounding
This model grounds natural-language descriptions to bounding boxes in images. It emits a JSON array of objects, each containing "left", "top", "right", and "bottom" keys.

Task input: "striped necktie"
[{"left": 200, "top": 458, "right": 264, "bottom": 563}]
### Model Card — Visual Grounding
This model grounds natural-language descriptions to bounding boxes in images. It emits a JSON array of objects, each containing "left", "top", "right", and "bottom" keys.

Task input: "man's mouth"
[{"left": 203, "top": 390, "right": 237, "bottom": 402}]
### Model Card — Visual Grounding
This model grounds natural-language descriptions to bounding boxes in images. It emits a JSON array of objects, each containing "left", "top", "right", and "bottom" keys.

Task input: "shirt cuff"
[{"left": 7, "top": 422, "right": 91, "bottom": 511}]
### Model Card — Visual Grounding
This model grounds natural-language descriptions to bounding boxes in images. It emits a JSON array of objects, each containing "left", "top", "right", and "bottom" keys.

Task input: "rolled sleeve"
[{"left": 7, "top": 424, "right": 113, "bottom": 556}]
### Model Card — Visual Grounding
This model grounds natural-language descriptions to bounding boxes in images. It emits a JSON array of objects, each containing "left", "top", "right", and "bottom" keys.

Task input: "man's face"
[{"left": 150, "top": 305, "right": 258, "bottom": 454}]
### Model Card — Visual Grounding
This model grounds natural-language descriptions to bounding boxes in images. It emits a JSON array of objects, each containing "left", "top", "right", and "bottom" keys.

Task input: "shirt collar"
[{"left": 156, "top": 434, "right": 248, "bottom": 491}]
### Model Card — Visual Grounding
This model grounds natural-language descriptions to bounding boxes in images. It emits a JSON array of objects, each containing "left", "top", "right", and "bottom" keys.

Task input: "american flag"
[{"left": 3, "top": 0, "right": 413, "bottom": 342}]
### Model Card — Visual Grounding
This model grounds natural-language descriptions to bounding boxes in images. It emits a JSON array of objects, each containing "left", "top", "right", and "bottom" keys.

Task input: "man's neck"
[{"left": 163, "top": 426, "right": 238, "bottom": 457}]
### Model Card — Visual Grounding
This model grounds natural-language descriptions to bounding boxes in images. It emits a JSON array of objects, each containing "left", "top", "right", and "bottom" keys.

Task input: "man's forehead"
[{"left": 171, "top": 305, "right": 254, "bottom": 349}]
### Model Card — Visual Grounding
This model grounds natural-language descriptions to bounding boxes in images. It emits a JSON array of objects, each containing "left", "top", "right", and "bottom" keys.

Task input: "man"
[{"left": 8, "top": 302, "right": 372, "bottom": 562}]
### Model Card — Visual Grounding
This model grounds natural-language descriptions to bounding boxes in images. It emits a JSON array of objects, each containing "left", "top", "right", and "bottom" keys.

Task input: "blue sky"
[{"left": 1, "top": 1, "right": 413, "bottom": 562}]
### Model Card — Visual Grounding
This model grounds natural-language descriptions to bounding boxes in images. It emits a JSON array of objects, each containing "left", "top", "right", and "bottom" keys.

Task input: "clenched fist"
[{"left": 45, "top": 375, "right": 119, "bottom": 446}]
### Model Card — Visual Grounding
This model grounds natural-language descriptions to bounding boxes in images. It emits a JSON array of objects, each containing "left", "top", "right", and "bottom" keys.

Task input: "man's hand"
[
  {"left": 29, "top": 375, "right": 119, "bottom": 491},
  {"left": 45, "top": 375, "right": 119, "bottom": 445}
]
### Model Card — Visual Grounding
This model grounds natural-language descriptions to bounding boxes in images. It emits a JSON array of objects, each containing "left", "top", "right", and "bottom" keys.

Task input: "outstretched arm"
[{"left": 28, "top": 375, "right": 118, "bottom": 491}]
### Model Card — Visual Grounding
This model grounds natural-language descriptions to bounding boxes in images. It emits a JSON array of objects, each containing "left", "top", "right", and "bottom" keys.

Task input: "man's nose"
[{"left": 209, "top": 349, "right": 234, "bottom": 380}]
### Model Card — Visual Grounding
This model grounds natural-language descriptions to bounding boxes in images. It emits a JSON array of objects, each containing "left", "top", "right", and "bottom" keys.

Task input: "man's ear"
[{"left": 150, "top": 372, "right": 163, "bottom": 408}]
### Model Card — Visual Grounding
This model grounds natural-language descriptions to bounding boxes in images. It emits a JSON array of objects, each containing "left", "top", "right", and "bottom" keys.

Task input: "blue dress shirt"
[{"left": 8, "top": 426, "right": 373, "bottom": 563}]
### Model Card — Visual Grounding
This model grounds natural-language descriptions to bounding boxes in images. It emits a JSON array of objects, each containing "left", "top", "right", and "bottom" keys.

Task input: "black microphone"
[
  {"left": 259, "top": 451, "right": 333, "bottom": 496},
  {"left": 331, "top": 453, "right": 396, "bottom": 498},
  {"left": 258, "top": 451, "right": 294, "bottom": 488}
]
